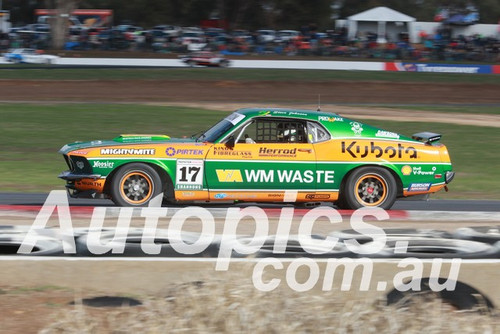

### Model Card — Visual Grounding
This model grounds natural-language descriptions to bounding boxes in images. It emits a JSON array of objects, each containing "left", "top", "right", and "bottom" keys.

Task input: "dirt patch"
[{"left": 0, "top": 79, "right": 499, "bottom": 105}]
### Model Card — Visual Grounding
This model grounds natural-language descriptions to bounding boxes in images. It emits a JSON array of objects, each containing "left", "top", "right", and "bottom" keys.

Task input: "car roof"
[{"left": 235, "top": 108, "right": 340, "bottom": 120}]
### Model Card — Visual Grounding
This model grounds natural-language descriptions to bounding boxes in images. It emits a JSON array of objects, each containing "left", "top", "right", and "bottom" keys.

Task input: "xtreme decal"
[{"left": 92, "top": 161, "right": 114, "bottom": 168}]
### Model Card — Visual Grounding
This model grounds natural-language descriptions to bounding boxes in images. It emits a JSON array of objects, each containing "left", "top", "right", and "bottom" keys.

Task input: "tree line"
[{"left": 5, "top": 0, "right": 500, "bottom": 29}]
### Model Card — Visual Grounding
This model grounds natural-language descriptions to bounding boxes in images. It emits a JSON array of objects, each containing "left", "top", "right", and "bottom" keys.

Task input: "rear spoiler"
[{"left": 412, "top": 132, "right": 442, "bottom": 145}]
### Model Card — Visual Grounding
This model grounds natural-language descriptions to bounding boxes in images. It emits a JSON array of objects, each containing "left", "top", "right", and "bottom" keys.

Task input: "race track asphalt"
[{"left": 0, "top": 192, "right": 498, "bottom": 212}]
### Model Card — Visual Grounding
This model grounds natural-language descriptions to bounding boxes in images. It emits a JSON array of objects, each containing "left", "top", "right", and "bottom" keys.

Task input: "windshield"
[{"left": 196, "top": 112, "right": 245, "bottom": 143}]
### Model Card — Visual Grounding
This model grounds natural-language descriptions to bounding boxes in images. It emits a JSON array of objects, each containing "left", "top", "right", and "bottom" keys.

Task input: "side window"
[
  {"left": 257, "top": 119, "right": 307, "bottom": 143},
  {"left": 237, "top": 121, "right": 257, "bottom": 143},
  {"left": 307, "top": 122, "right": 330, "bottom": 143},
  {"left": 235, "top": 118, "right": 308, "bottom": 144}
]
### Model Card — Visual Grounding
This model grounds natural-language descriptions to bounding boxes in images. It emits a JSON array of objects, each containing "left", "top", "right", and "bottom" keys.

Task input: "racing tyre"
[
  {"left": 0, "top": 233, "right": 65, "bottom": 256},
  {"left": 341, "top": 167, "right": 397, "bottom": 209},
  {"left": 231, "top": 235, "right": 356, "bottom": 258},
  {"left": 329, "top": 228, "right": 452, "bottom": 245},
  {"left": 110, "top": 163, "right": 162, "bottom": 207},
  {"left": 361, "top": 238, "right": 500, "bottom": 259},
  {"left": 453, "top": 226, "right": 500, "bottom": 244},
  {"left": 75, "top": 229, "right": 220, "bottom": 257}
]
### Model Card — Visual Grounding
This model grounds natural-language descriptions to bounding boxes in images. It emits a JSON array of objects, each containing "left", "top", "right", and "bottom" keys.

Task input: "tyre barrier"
[
  {"left": 387, "top": 278, "right": 495, "bottom": 311},
  {"left": 360, "top": 237, "right": 500, "bottom": 259},
  {"left": 0, "top": 233, "right": 65, "bottom": 256},
  {"left": 453, "top": 226, "right": 500, "bottom": 244},
  {"left": 329, "top": 228, "right": 453, "bottom": 245},
  {"left": 231, "top": 235, "right": 356, "bottom": 258},
  {"left": 75, "top": 228, "right": 220, "bottom": 257}
]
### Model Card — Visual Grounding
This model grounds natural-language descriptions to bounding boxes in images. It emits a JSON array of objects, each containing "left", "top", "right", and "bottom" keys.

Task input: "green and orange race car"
[{"left": 59, "top": 108, "right": 454, "bottom": 209}]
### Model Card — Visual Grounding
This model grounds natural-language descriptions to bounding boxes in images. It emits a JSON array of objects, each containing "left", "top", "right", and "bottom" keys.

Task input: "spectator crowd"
[{"left": 1, "top": 24, "right": 498, "bottom": 63}]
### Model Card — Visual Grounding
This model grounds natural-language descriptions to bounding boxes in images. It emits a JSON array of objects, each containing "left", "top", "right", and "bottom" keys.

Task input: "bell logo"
[{"left": 216, "top": 169, "right": 243, "bottom": 182}]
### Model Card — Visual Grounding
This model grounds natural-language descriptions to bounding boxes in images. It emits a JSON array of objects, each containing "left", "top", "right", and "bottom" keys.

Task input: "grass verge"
[
  {"left": 0, "top": 66, "right": 499, "bottom": 84},
  {"left": 1, "top": 103, "right": 498, "bottom": 199}
]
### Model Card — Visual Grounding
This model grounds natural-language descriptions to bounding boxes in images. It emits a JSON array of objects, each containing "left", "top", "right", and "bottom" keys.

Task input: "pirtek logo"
[{"left": 342, "top": 141, "right": 418, "bottom": 159}]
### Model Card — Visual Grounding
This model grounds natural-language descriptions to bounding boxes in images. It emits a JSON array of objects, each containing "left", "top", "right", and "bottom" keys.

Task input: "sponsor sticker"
[
  {"left": 175, "top": 160, "right": 204, "bottom": 190},
  {"left": 350, "top": 122, "right": 364, "bottom": 136},
  {"left": 214, "top": 193, "right": 227, "bottom": 199},
  {"left": 408, "top": 183, "right": 432, "bottom": 192},
  {"left": 305, "top": 194, "right": 331, "bottom": 200},
  {"left": 72, "top": 150, "right": 88, "bottom": 155},
  {"left": 226, "top": 112, "right": 245, "bottom": 125},
  {"left": 375, "top": 130, "right": 399, "bottom": 139},
  {"left": 213, "top": 147, "right": 252, "bottom": 158},
  {"left": 258, "top": 147, "right": 297, "bottom": 158},
  {"left": 318, "top": 116, "right": 343, "bottom": 122},
  {"left": 412, "top": 166, "right": 436, "bottom": 176},
  {"left": 166, "top": 147, "right": 204, "bottom": 157},
  {"left": 401, "top": 165, "right": 412, "bottom": 176},
  {"left": 216, "top": 170, "right": 243, "bottom": 182},
  {"left": 100, "top": 148, "right": 155, "bottom": 155},
  {"left": 342, "top": 141, "right": 418, "bottom": 159},
  {"left": 92, "top": 161, "right": 114, "bottom": 169}
]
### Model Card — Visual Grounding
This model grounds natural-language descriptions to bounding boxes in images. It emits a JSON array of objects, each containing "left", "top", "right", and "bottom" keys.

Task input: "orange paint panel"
[
  {"left": 403, "top": 184, "right": 445, "bottom": 197},
  {"left": 74, "top": 178, "right": 106, "bottom": 192}
]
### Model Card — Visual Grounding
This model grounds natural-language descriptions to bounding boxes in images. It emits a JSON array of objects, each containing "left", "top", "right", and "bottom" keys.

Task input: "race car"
[
  {"left": 2, "top": 48, "right": 59, "bottom": 64},
  {"left": 59, "top": 108, "right": 454, "bottom": 209},
  {"left": 179, "top": 51, "right": 230, "bottom": 67}
]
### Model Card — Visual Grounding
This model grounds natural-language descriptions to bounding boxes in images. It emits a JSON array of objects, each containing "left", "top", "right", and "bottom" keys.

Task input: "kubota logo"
[
  {"left": 216, "top": 169, "right": 243, "bottom": 182},
  {"left": 342, "top": 141, "right": 418, "bottom": 159}
]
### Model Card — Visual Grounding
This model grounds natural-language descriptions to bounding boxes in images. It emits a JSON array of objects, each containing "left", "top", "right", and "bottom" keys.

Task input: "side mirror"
[{"left": 225, "top": 135, "right": 235, "bottom": 149}]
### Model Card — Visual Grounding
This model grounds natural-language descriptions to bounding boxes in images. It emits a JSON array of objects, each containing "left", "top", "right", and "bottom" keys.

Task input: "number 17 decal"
[{"left": 175, "top": 160, "right": 204, "bottom": 190}]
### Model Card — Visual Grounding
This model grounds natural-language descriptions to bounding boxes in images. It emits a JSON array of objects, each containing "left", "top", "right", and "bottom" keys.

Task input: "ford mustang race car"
[{"left": 59, "top": 108, "right": 454, "bottom": 209}]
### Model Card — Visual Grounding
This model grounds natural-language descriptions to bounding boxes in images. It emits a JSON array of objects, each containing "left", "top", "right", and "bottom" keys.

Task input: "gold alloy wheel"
[
  {"left": 354, "top": 174, "right": 387, "bottom": 206},
  {"left": 119, "top": 171, "right": 154, "bottom": 205}
]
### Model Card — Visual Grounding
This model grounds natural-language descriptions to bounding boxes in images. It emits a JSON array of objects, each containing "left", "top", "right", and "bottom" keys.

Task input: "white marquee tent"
[{"left": 347, "top": 6, "right": 416, "bottom": 43}]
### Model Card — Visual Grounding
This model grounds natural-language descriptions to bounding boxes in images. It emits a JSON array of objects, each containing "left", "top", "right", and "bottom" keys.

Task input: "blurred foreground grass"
[
  {"left": 39, "top": 276, "right": 499, "bottom": 333},
  {"left": 0, "top": 103, "right": 498, "bottom": 199}
]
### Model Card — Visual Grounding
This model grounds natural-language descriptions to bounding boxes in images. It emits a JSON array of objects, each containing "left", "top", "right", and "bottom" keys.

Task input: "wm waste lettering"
[{"left": 216, "top": 169, "right": 334, "bottom": 184}]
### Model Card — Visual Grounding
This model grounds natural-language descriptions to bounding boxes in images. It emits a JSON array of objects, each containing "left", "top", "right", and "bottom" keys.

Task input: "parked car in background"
[
  {"left": 2, "top": 48, "right": 58, "bottom": 64},
  {"left": 256, "top": 29, "right": 276, "bottom": 43},
  {"left": 153, "top": 25, "right": 182, "bottom": 37},
  {"left": 179, "top": 51, "right": 230, "bottom": 67},
  {"left": 276, "top": 30, "right": 300, "bottom": 42}
]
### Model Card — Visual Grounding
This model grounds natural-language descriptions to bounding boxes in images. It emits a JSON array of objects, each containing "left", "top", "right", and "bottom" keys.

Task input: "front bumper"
[
  {"left": 59, "top": 170, "right": 107, "bottom": 198},
  {"left": 58, "top": 170, "right": 101, "bottom": 180}
]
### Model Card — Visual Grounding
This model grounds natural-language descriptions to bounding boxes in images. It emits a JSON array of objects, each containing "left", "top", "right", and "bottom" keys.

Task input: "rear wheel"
[
  {"left": 341, "top": 167, "right": 397, "bottom": 209},
  {"left": 110, "top": 163, "right": 162, "bottom": 207}
]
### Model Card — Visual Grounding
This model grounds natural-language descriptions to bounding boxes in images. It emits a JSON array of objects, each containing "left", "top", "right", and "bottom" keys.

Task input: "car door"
[{"left": 204, "top": 117, "right": 316, "bottom": 201}]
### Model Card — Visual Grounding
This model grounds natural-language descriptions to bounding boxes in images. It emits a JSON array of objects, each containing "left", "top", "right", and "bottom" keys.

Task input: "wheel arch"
[
  {"left": 103, "top": 161, "right": 175, "bottom": 201},
  {"left": 339, "top": 164, "right": 404, "bottom": 200}
]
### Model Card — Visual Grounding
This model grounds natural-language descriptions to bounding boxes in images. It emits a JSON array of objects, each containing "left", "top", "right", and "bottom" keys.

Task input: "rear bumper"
[{"left": 445, "top": 171, "right": 455, "bottom": 184}]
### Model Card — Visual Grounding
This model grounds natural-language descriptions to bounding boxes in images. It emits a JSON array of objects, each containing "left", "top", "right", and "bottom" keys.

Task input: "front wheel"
[
  {"left": 340, "top": 167, "right": 397, "bottom": 209},
  {"left": 110, "top": 163, "right": 163, "bottom": 206}
]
